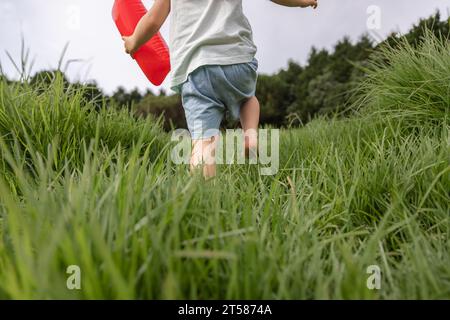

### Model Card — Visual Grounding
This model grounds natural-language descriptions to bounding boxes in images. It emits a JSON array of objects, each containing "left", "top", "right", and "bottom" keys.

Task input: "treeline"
[{"left": 1, "top": 12, "right": 448, "bottom": 130}]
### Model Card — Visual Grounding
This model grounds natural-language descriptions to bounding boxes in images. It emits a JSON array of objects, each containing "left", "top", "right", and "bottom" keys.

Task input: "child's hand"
[
  {"left": 298, "top": 0, "right": 318, "bottom": 9},
  {"left": 122, "top": 35, "right": 138, "bottom": 56},
  {"left": 121, "top": 0, "right": 171, "bottom": 58}
]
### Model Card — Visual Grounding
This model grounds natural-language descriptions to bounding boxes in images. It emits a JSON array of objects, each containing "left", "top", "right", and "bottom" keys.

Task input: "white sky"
[{"left": 0, "top": 0, "right": 448, "bottom": 95}]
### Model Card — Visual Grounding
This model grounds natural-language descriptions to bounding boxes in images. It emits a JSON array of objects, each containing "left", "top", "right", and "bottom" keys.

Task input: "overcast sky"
[{"left": 0, "top": 0, "right": 448, "bottom": 94}]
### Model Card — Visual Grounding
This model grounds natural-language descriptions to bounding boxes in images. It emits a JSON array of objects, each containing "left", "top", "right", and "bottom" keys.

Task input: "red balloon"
[{"left": 112, "top": 0, "right": 171, "bottom": 86}]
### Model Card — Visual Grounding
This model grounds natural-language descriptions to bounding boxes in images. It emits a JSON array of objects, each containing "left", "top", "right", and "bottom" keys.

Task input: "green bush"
[
  {"left": 354, "top": 29, "right": 450, "bottom": 126},
  {"left": 134, "top": 94, "right": 186, "bottom": 131}
]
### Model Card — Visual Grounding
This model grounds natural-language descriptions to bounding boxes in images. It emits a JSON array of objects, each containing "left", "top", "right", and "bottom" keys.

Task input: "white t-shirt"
[{"left": 169, "top": 0, "right": 257, "bottom": 92}]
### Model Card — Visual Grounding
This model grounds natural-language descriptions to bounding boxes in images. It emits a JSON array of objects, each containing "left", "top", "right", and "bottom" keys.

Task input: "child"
[{"left": 123, "top": 0, "right": 318, "bottom": 178}]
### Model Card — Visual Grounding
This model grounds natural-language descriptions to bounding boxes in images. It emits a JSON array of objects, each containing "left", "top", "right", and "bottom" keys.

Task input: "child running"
[{"left": 123, "top": 0, "right": 318, "bottom": 177}]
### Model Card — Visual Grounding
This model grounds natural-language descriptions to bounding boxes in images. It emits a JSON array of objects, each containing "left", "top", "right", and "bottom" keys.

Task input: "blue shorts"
[{"left": 180, "top": 58, "right": 259, "bottom": 139}]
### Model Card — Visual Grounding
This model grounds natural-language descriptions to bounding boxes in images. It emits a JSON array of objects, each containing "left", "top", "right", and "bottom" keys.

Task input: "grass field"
[{"left": 0, "top": 33, "right": 448, "bottom": 299}]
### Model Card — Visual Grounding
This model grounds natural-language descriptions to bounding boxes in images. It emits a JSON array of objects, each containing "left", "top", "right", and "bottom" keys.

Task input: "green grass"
[{"left": 0, "top": 32, "right": 449, "bottom": 300}]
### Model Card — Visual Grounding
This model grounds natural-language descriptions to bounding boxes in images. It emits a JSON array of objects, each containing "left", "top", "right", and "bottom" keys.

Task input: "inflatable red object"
[{"left": 112, "top": 0, "right": 170, "bottom": 86}]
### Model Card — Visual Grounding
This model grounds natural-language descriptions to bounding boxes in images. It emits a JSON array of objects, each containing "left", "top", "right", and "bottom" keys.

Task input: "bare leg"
[
  {"left": 240, "top": 96, "right": 260, "bottom": 158},
  {"left": 190, "top": 135, "right": 219, "bottom": 179}
]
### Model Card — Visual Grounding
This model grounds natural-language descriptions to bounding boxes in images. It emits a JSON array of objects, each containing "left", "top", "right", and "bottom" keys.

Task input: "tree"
[{"left": 111, "top": 86, "right": 145, "bottom": 111}]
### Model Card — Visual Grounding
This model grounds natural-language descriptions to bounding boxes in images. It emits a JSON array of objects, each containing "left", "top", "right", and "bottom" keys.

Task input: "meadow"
[{"left": 0, "top": 32, "right": 448, "bottom": 299}]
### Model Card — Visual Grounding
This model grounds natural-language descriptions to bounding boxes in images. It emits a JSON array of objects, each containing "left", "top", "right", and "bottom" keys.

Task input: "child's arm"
[
  {"left": 122, "top": 0, "right": 170, "bottom": 56},
  {"left": 271, "top": 0, "right": 318, "bottom": 8}
]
